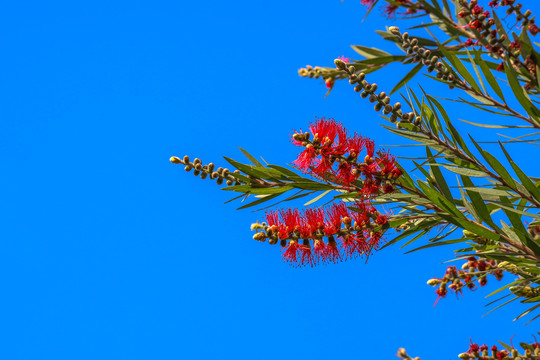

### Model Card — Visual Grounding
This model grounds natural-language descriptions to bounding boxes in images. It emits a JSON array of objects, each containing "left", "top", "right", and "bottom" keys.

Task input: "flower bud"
[
  {"left": 170, "top": 156, "right": 182, "bottom": 164},
  {"left": 389, "top": 26, "right": 400, "bottom": 35},
  {"left": 334, "top": 59, "right": 346, "bottom": 70},
  {"left": 427, "top": 278, "right": 442, "bottom": 286}
]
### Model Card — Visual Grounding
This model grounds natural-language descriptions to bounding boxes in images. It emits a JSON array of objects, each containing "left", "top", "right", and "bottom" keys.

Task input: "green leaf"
[
  {"left": 223, "top": 157, "right": 282, "bottom": 180},
  {"left": 390, "top": 63, "right": 424, "bottom": 95},
  {"left": 292, "top": 182, "right": 335, "bottom": 191},
  {"left": 442, "top": 165, "right": 488, "bottom": 177},
  {"left": 469, "top": 136, "right": 516, "bottom": 188},
  {"left": 355, "top": 55, "right": 407, "bottom": 65},
  {"left": 405, "top": 238, "right": 467, "bottom": 254},
  {"left": 236, "top": 192, "right": 283, "bottom": 210},
  {"left": 304, "top": 190, "right": 332, "bottom": 206},
  {"left": 439, "top": 46, "right": 481, "bottom": 92},
  {"left": 238, "top": 147, "right": 263, "bottom": 167},
  {"left": 504, "top": 59, "right": 540, "bottom": 119},
  {"left": 426, "top": 147, "right": 453, "bottom": 200},
  {"left": 500, "top": 142, "right": 540, "bottom": 202},
  {"left": 350, "top": 45, "right": 390, "bottom": 58},
  {"left": 222, "top": 184, "right": 294, "bottom": 195},
  {"left": 476, "top": 51, "right": 505, "bottom": 101}
]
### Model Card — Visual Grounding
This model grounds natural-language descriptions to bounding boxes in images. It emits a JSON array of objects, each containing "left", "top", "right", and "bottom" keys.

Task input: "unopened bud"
[
  {"left": 334, "top": 59, "right": 346, "bottom": 69},
  {"left": 458, "top": 353, "right": 472, "bottom": 359},
  {"left": 427, "top": 278, "right": 442, "bottom": 286},
  {"left": 389, "top": 26, "right": 401, "bottom": 35},
  {"left": 253, "top": 232, "right": 266, "bottom": 241},
  {"left": 397, "top": 348, "right": 408, "bottom": 358},
  {"left": 170, "top": 156, "right": 182, "bottom": 164}
]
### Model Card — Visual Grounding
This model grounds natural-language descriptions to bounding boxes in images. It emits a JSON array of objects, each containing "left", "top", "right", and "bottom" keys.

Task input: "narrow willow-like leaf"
[
  {"left": 469, "top": 136, "right": 516, "bottom": 188},
  {"left": 304, "top": 190, "right": 332, "bottom": 206},
  {"left": 439, "top": 46, "right": 481, "bottom": 92},
  {"left": 238, "top": 147, "right": 263, "bottom": 167},
  {"left": 350, "top": 45, "right": 390, "bottom": 58},
  {"left": 475, "top": 51, "right": 505, "bottom": 101},
  {"left": 504, "top": 58, "right": 540, "bottom": 120},
  {"left": 500, "top": 142, "right": 540, "bottom": 201},
  {"left": 442, "top": 165, "right": 488, "bottom": 177},
  {"left": 426, "top": 147, "right": 453, "bottom": 200},
  {"left": 390, "top": 63, "right": 424, "bottom": 95},
  {"left": 236, "top": 192, "right": 283, "bottom": 210},
  {"left": 223, "top": 184, "right": 294, "bottom": 195}
]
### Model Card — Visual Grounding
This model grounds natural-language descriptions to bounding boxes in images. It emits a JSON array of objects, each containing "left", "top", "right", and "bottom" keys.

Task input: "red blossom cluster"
[
  {"left": 428, "top": 257, "right": 504, "bottom": 305},
  {"left": 292, "top": 118, "right": 402, "bottom": 196},
  {"left": 360, "top": 0, "right": 418, "bottom": 17},
  {"left": 464, "top": 339, "right": 540, "bottom": 359},
  {"left": 257, "top": 201, "right": 388, "bottom": 267}
]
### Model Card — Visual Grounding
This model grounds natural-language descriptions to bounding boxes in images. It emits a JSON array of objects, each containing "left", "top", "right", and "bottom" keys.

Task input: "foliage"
[{"left": 172, "top": 0, "right": 540, "bottom": 357}]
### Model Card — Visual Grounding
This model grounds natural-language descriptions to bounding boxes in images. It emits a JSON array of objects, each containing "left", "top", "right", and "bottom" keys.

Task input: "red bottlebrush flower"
[
  {"left": 336, "top": 162, "right": 357, "bottom": 187},
  {"left": 325, "top": 78, "right": 334, "bottom": 89},
  {"left": 382, "top": 4, "right": 399, "bottom": 17},
  {"left": 496, "top": 350, "right": 508, "bottom": 360},
  {"left": 293, "top": 144, "right": 317, "bottom": 171},
  {"left": 360, "top": 0, "right": 376, "bottom": 7},
  {"left": 382, "top": 183, "right": 394, "bottom": 194},
  {"left": 310, "top": 118, "right": 340, "bottom": 146},
  {"left": 375, "top": 214, "right": 387, "bottom": 226},
  {"left": 488, "top": 0, "right": 499, "bottom": 7},
  {"left": 282, "top": 240, "right": 301, "bottom": 264},
  {"left": 471, "top": 5, "right": 483, "bottom": 15},
  {"left": 479, "top": 276, "right": 488, "bottom": 287},
  {"left": 480, "top": 345, "right": 489, "bottom": 352},
  {"left": 300, "top": 245, "right": 313, "bottom": 267},
  {"left": 469, "top": 19, "right": 482, "bottom": 29},
  {"left": 377, "top": 151, "right": 398, "bottom": 177},
  {"left": 304, "top": 207, "right": 325, "bottom": 237},
  {"left": 265, "top": 210, "right": 281, "bottom": 229},
  {"left": 529, "top": 24, "right": 540, "bottom": 36},
  {"left": 354, "top": 233, "right": 368, "bottom": 254},
  {"left": 341, "top": 234, "right": 358, "bottom": 259},
  {"left": 347, "top": 134, "right": 365, "bottom": 160},
  {"left": 361, "top": 179, "right": 381, "bottom": 196},
  {"left": 324, "top": 202, "right": 348, "bottom": 235},
  {"left": 338, "top": 55, "right": 350, "bottom": 64},
  {"left": 464, "top": 275, "right": 477, "bottom": 290},
  {"left": 368, "top": 230, "right": 383, "bottom": 250},
  {"left": 434, "top": 285, "right": 447, "bottom": 305},
  {"left": 494, "top": 270, "right": 504, "bottom": 281},
  {"left": 483, "top": 10, "right": 490, "bottom": 17},
  {"left": 278, "top": 209, "right": 300, "bottom": 239},
  {"left": 464, "top": 38, "right": 475, "bottom": 46},
  {"left": 313, "top": 239, "right": 328, "bottom": 264},
  {"left": 312, "top": 156, "right": 334, "bottom": 177},
  {"left": 364, "top": 138, "right": 375, "bottom": 159},
  {"left": 468, "top": 342, "right": 480, "bottom": 355},
  {"left": 351, "top": 201, "right": 370, "bottom": 228},
  {"left": 325, "top": 239, "right": 341, "bottom": 263},
  {"left": 510, "top": 40, "right": 521, "bottom": 49},
  {"left": 497, "top": 62, "right": 505, "bottom": 72}
]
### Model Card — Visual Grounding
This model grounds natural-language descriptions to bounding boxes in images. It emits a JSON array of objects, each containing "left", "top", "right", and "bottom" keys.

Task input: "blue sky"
[{"left": 2, "top": 0, "right": 540, "bottom": 359}]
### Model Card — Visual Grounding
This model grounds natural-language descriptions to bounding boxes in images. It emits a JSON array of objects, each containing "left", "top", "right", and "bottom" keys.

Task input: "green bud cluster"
[
  {"left": 335, "top": 59, "right": 422, "bottom": 129},
  {"left": 170, "top": 155, "right": 244, "bottom": 186},
  {"left": 398, "top": 30, "right": 461, "bottom": 90}
]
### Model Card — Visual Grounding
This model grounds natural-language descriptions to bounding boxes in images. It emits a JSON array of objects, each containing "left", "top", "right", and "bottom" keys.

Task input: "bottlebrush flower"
[
  {"left": 258, "top": 200, "right": 389, "bottom": 266},
  {"left": 360, "top": 0, "right": 376, "bottom": 7},
  {"left": 291, "top": 118, "right": 402, "bottom": 195},
  {"left": 337, "top": 55, "right": 350, "bottom": 64}
]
